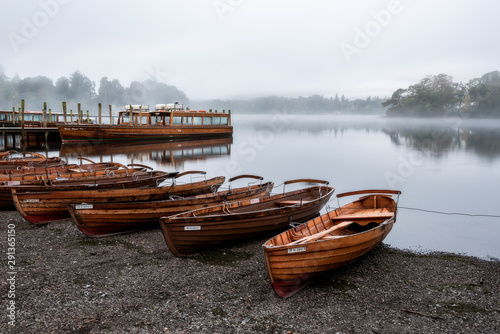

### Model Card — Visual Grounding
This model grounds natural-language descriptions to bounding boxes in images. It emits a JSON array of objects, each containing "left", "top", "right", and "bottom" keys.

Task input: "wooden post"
[
  {"left": 98, "top": 103, "right": 102, "bottom": 125},
  {"left": 77, "top": 103, "right": 81, "bottom": 124},
  {"left": 139, "top": 105, "right": 142, "bottom": 126},
  {"left": 21, "top": 100, "right": 25, "bottom": 142},
  {"left": 49, "top": 109, "right": 52, "bottom": 123},
  {"left": 11, "top": 107, "right": 15, "bottom": 126},
  {"left": 228, "top": 110, "right": 231, "bottom": 126},
  {"left": 86, "top": 110, "right": 89, "bottom": 124},
  {"left": 62, "top": 102, "right": 67, "bottom": 123},
  {"left": 109, "top": 105, "right": 112, "bottom": 125},
  {"left": 70, "top": 109, "right": 73, "bottom": 123},
  {"left": 42, "top": 102, "right": 47, "bottom": 127},
  {"left": 129, "top": 105, "right": 133, "bottom": 126}
]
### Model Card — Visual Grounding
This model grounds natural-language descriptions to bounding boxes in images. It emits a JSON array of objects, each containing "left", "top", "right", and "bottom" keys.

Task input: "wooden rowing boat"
[
  {"left": 160, "top": 179, "right": 334, "bottom": 256},
  {"left": 0, "top": 151, "right": 63, "bottom": 168},
  {"left": 0, "top": 157, "right": 124, "bottom": 178},
  {"left": 262, "top": 189, "right": 401, "bottom": 298},
  {"left": 12, "top": 171, "right": 225, "bottom": 224},
  {"left": 68, "top": 175, "right": 274, "bottom": 237},
  {"left": 0, "top": 162, "right": 156, "bottom": 208}
]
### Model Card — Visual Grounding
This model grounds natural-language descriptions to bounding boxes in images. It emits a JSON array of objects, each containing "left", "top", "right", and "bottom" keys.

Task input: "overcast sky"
[{"left": 1, "top": 0, "right": 499, "bottom": 100}]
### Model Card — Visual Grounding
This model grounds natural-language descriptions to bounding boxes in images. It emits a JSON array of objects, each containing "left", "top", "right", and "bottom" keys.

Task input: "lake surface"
[{"left": 29, "top": 114, "right": 500, "bottom": 260}]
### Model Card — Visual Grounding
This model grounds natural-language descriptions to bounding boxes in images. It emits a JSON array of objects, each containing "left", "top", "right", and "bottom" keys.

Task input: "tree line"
[
  {"left": 382, "top": 71, "right": 500, "bottom": 118},
  {"left": 197, "top": 94, "right": 386, "bottom": 114},
  {"left": 0, "top": 69, "right": 189, "bottom": 113},
  {"left": 0, "top": 68, "right": 387, "bottom": 115}
]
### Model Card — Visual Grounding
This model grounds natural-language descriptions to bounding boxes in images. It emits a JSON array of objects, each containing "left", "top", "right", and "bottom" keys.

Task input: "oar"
[{"left": 288, "top": 221, "right": 354, "bottom": 246}]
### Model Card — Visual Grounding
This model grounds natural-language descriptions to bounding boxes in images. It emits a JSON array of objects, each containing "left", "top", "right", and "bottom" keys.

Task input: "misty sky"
[{"left": 1, "top": 0, "right": 499, "bottom": 101}]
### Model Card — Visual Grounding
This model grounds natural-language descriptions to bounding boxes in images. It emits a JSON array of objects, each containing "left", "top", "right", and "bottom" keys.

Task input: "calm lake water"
[{"left": 31, "top": 114, "right": 500, "bottom": 260}]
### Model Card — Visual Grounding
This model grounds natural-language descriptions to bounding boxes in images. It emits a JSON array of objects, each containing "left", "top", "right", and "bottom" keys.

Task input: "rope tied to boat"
[{"left": 399, "top": 206, "right": 500, "bottom": 218}]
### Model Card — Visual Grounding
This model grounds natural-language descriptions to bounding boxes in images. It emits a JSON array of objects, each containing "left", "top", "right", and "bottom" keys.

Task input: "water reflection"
[
  {"left": 59, "top": 137, "right": 232, "bottom": 169},
  {"left": 0, "top": 133, "right": 61, "bottom": 152},
  {"left": 383, "top": 121, "right": 500, "bottom": 159},
  {"left": 237, "top": 115, "right": 500, "bottom": 160}
]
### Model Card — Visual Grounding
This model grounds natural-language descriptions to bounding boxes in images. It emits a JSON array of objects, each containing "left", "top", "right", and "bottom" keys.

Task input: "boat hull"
[
  {"left": 12, "top": 176, "right": 225, "bottom": 224},
  {"left": 0, "top": 164, "right": 152, "bottom": 208},
  {"left": 161, "top": 185, "right": 334, "bottom": 256},
  {"left": 68, "top": 182, "right": 274, "bottom": 237},
  {"left": 57, "top": 124, "right": 233, "bottom": 143},
  {"left": 262, "top": 190, "right": 400, "bottom": 298}
]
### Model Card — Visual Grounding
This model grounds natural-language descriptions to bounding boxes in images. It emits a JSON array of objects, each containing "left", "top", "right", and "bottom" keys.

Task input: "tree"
[
  {"left": 383, "top": 74, "right": 460, "bottom": 117},
  {"left": 97, "top": 77, "right": 125, "bottom": 106},
  {"left": 467, "top": 71, "right": 500, "bottom": 116},
  {"left": 55, "top": 77, "right": 70, "bottom": 100},
  {"left": 69, "top": 71, "right": 96, "bottom": 103},
  {"left": 382, "top": 88, "right": 406, "bottom": 108}
]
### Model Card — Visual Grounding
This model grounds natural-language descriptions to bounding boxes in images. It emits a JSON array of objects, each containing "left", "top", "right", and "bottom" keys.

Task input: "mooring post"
[
  {"left": 49, "top": 109, "right": 52, "bottom": 123},
  {"left": 109, "top": 105, "right": 112, "bottom": 125},
  {"left": 70, "top": 109, "right": 73, "bottom": 123},
  {"left": 21, "top": 100, "right": 25, "bottom": 142},
  {"left": 98, "top": 103, "right": 102, "bottom": 125},
  {"left": 86, "top": 110, "right": 90, "bottom": 124},
  {"left": 62, "top": 102, "right": 67, "bottom": 123},
  {"left": 42, "top": 102, "right": 47, "bottom": 127},
  {"left": 78, "top": 103, "right": 82, "bottom": 124},
  {"left": 139, "top": 105, "right": 142, "bottom": 126}
]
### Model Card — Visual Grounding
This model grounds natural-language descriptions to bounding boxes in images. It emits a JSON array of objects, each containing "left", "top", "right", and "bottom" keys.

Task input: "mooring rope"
[{"left": 399, "top": 206, "right": 500, "bottom": 218}]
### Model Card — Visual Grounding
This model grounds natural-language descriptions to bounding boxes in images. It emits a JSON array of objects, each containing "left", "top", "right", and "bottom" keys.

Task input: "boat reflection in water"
[{"left": 59, "top": 137, "right": 232, "bottom": 169}]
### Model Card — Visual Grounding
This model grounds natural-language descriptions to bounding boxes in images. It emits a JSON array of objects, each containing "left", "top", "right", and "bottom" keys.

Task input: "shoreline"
[{"left": 1, "top": 209, "right": 499, "bottom": 333}]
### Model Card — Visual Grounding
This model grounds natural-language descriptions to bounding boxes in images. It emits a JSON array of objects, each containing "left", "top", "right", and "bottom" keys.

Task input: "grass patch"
[
  {"left": 212, "top": 307, "right": 227, "bottom": 317},
  {"left": 69, "top": 239, "right": 145, "bottom": 253},
  {"left": 193, "top": 249, "right": 254, "bottom": 266},
  {"left": 441, "top": 302, "right": 490, "bottom": 314},
  {"left": 73, "top": 279, "right": 87, "bottom": 286},
  {"left": 329, "top": 277, "right": 358, "bottom": 293},
  {"left": 17, "top": 259, "right": 33, "bottom": 268},
  {"left": 446, "top": 283, "right": 482, "bottom": 291}
]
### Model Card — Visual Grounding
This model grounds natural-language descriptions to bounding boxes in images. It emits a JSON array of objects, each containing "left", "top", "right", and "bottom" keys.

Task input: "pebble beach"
[{"left": 1, "top": 210, "right": 499, "bottom": 334}]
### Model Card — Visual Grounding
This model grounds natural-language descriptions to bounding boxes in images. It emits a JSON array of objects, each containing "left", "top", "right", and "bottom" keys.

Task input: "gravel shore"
[{"left": 1, "top": 209, "right": 499, "bottom": 334}]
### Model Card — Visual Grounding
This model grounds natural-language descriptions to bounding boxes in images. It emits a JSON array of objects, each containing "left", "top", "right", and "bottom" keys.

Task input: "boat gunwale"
[
  {"left": 262, "top": 190, "right": 401, "bottom": 250},
  {"left": 263, "top": 216, "right": 395, "bottom": 251},
  {"left": 160, "top": 185, "right": 335, "bottom": 224}
]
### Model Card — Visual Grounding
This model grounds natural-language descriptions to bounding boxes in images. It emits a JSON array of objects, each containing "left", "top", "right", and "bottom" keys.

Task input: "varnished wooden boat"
[
  {"left": 68, "top": 175, "right": 274, "bottom": 237},
  {"left": 160, "top": 179, "right": 334, "bottom": 256},
  {"left": 0, "top": 157, "right": 123, "bottom": 177},
  {"left": 58, "top": 103, "right": 232, "bottom": 143},
  {"left": 0, "top": 162, "right": 155, "bottom": 208},
  {"left": 262, "top": 189, "right": 401, "bottom": 298},
  {"left": 0, "top": 151, "right": 63, "bottom": 169},
  {"left": 12, "top": 171, "right": 225, "bottom": 224}
]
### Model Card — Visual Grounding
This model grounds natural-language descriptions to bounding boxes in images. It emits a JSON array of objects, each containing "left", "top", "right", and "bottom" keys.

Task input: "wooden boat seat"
[
  {"left": 331, "top": 211, "right": 394, "bottom": 220},
  {"left": 275, "top": 200, "right": 311, "bottom": 207},
  {"left": 287, "top": 221, "right": 354, "bottom": 245}
]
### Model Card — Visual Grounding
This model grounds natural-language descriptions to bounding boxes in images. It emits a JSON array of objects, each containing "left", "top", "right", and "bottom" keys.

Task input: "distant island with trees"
[
  {"left": 382, "top": 71, "right": 500, "bottom": 118},
  {"left": 0, "top": 67, "right": 499, "bottom": 117}
]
